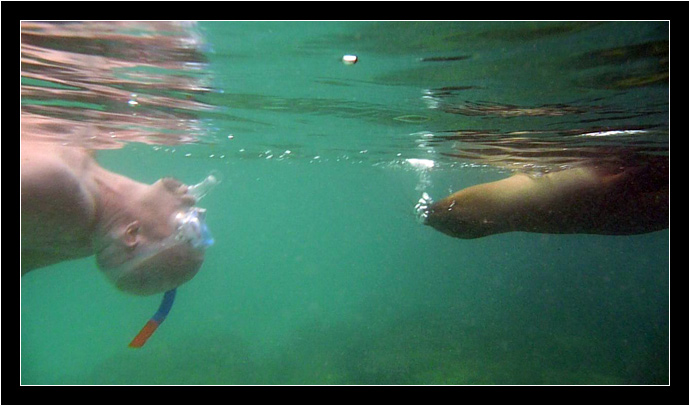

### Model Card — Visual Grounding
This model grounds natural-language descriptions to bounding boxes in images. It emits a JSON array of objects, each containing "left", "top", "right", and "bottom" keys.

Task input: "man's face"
[
  {"left": 97, "top": 177, "right": 208, "bottom": 295},
  {"left": 135, "top": 178, "right": 197, "bottom": 243}
]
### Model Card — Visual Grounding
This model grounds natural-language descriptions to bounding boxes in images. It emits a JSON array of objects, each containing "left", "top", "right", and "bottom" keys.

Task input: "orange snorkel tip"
[
  {"left": 129, "top": 289, "right": 177, "bottom": 348},
  {"left": 129, "top": 320, "right": 160, "bottom": 348}
]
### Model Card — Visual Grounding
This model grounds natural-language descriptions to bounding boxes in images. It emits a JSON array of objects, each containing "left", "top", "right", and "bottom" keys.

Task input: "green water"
[{"left": 21, "top": 21, "right": 669, "bottom": 385}]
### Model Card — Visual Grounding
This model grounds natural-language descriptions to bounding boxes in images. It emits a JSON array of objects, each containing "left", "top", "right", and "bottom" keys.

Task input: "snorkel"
[
  {"left": 129, "top": 171, "right": 221, "bottom": 348},
  {"left": 129, "top": 289, "right": 177, "bottom": 347}
]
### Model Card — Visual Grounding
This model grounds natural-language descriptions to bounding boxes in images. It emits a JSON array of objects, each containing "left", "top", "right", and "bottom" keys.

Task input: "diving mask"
[
  {"left": 168, "top": 171, "right": 220, "bottom": 251},
  {"left": 147, "top": 171, "right": 221, "bottom": 254},
  {"left": 172, "top": 207, "right": 214, "bottom": 250}
]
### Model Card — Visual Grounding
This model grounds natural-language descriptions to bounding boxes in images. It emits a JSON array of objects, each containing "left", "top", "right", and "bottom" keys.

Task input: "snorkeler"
[
  {"left": 418, "top": 156, "right": 668, "bottom": 239},
  {"left": 21, "top": 140, "right": 217, "bottom": 296}
]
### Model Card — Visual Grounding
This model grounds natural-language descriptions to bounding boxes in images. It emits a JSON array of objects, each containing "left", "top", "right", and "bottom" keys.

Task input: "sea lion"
[{"left": 422, "top": 158, "right": 668, "bottom": 239}]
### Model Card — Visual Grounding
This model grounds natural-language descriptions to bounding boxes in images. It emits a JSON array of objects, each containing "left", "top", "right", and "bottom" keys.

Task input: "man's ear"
[{"left": 123, "top": 220, "right": 140, "bottom": 248}]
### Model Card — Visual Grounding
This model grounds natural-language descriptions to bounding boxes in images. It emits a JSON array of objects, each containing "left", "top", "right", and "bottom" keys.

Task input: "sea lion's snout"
[{"left": 420, "top": 195, "right": 495, "bottom": 239}]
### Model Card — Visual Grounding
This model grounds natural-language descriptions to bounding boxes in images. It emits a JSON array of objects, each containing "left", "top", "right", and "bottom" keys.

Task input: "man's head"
[{"left": 95, "top": 177, "right": 211, "bottom": 295}]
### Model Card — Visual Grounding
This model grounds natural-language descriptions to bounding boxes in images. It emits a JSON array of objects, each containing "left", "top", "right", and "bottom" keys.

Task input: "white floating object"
[{"left": 342, "top": 54, "right": 358, "bottom": 65}]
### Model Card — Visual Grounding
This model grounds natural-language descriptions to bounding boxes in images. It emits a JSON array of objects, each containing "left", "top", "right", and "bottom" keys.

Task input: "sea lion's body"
[{"left": 424, "top": 159, "right": 668, "bottom": 239}]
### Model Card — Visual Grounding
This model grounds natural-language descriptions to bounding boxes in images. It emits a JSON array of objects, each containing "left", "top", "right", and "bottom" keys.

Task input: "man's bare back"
[{"left": 21, "top": 143, "right": 98, "bottom": 271}]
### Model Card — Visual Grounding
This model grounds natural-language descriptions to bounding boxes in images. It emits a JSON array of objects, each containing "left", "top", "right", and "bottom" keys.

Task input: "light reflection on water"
[
  {"left": 21, "top": 21, "right": 668, "bottom": 174},
  {"left": 21, "top": 21, "right": 213, "bottom": 149}
]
